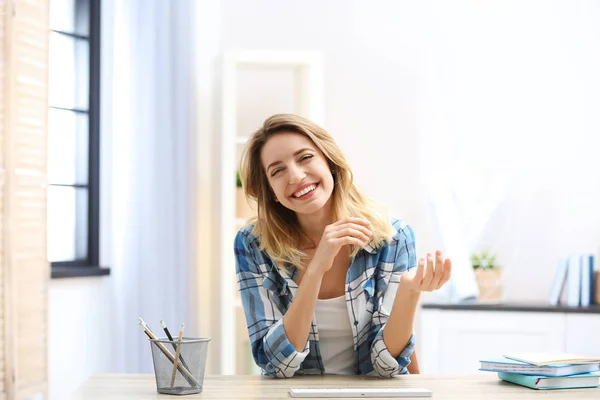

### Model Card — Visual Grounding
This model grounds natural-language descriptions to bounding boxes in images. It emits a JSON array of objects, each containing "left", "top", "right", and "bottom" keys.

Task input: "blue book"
[
  {"left": 498, "top": 371, "right": 600, "bottom": 390},
  {"left": 581, "top": 255, "right": 592, "bottom": 307},
  {"left": 566, "top": 254, "right": 582, "bottom": 307},
  {"left": 589, "top": 255, "right": 595, "bottom": 305},
  {"left": 480, "top": 357, "right": 600, "bottom": 376},
  {"left": 548, "top": 257, "right": 568, "bottom": 306}
]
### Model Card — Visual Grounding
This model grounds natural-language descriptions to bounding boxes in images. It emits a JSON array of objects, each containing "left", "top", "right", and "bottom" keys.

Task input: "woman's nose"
[{"left": 288, "top": 164, "right": 306, "bottom": 184}]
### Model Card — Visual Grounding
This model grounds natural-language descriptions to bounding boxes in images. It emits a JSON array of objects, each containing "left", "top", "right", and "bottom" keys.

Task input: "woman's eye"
[
  {"left": 271, "top": 169, "right": 281, "bottom": 177},
  {"left": 300, "top": 154, "right": 313, "bottom": 161}
]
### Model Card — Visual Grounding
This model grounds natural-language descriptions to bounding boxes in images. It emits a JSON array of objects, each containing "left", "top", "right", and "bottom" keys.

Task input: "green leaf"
[{"left": 471, "top": 251, "right": 497, "bottom": 270}]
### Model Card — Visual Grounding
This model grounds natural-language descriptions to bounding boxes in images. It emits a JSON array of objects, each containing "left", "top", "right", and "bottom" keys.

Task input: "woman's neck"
[{"left": 297, "top": 201, "right": 334, "bottom": 248}]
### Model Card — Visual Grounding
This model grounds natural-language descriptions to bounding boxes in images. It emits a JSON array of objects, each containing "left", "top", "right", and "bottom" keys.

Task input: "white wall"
[
  {"left": 48, "top": 278, "right": 112, "bottom": 400},
  {"left": 221, "top": 0, "right": 600, "bottom": 302}
]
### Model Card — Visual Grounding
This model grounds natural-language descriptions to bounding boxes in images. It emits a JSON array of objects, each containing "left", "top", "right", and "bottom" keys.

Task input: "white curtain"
[
  {"left": 107, "top": 0, "right": 197, "bottom": 373},
  {"left": 426, "top": 164, "right": 511, "bottom": 302}
]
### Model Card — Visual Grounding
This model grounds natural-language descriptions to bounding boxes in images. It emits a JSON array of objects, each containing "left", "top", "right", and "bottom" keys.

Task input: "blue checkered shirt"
[{"left": 234, "top": 218, "right": 417, "bottom": 378}]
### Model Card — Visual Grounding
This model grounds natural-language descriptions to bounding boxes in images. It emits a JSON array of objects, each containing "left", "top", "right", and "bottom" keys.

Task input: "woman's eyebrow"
[{"left": 266, "top": 148, "right": 314, "bottom": 171}]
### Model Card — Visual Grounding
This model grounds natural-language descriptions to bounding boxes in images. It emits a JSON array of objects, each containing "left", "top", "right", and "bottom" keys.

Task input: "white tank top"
[{"left": 314, "top": 295, "right": 356, "bottom": 375}]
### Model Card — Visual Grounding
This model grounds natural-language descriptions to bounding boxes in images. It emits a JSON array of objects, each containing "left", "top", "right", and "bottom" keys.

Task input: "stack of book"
[{"left": 480, "top": 353, "right": 600, "bottom": 390}]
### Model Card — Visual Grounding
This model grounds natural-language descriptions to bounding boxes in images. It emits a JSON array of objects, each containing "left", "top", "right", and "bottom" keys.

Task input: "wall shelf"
[{"left": 219, "top": 49, "right": 324, "bottom": 375}]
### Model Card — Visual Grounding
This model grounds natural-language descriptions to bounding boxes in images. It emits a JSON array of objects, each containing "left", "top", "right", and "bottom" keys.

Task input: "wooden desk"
[{"left": 73, "top": 374, "right": 600, "bottom": 399}]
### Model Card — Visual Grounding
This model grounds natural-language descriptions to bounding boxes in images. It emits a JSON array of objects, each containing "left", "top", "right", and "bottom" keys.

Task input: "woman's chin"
[{"left": 291, "top": 199, "right": 331, "bottom": 216}]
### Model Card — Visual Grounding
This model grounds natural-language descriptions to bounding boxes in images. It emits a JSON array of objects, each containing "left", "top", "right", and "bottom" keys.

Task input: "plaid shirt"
[{"left": 234, "top": 218, "right": 417, "bottom": 378}]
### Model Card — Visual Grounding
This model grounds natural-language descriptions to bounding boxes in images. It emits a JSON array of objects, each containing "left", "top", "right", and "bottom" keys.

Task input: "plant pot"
[
  {"left": 474, "top": 268, "right": 503, "bottom": 302},
  {"left": 236, "top": 188, "right": 256, "bottom": 219}
]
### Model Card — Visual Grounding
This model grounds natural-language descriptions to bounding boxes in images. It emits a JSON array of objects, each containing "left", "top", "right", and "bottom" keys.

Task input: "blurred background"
[{"left": 1, "top": 0, "right": 600, "bottom": 399}]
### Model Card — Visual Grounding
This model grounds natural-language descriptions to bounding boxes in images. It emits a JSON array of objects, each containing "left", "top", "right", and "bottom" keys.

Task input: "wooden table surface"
[{"left": 73, "top": 373, "right": 600, "bottom": 399}]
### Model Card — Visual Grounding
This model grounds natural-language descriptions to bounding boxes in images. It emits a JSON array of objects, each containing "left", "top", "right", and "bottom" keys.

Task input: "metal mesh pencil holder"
[{"left": 149, "top": 337, "right": 210, "bottom": 395}]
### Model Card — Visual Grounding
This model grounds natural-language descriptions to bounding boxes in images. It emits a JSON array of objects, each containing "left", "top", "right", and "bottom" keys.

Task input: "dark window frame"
[{"left": 51, "top": 0, "right": 108, "bottom": 278}]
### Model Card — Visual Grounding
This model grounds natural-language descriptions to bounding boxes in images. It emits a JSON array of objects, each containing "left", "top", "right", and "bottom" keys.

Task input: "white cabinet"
[
  {"left": 419, "top": 306, "right": 598, "bottom": 373},
  {"left": 564, "top": 314, "right": 600, "bottom": 355}
]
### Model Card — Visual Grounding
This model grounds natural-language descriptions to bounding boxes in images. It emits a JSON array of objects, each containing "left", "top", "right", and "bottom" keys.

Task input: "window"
[{"left": 48, "top": 0, "right": 107, "bottom": 278}]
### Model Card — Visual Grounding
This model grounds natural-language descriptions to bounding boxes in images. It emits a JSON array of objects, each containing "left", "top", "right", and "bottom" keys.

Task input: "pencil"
[
  {"left": 170, "top": 323, "right": 185, "bottom": 387},
  {"left": 138, "top": 318, "right": 199, "bottom": 388},
  {"left": 161, "top": 320, "right": 175, "bottom": 341},
  {"left": 160, "top": 320, "right": 192, "bottom": 373}
]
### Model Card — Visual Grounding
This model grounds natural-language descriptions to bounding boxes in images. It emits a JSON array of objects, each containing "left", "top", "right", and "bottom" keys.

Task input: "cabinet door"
[
  {"left": 419, "top": 309, "right": 442, "bottom": 373},
  {"left": 420, "top": 310, "right": 566, "bottom": 373},
  {"left": 564, "top": 314, "right": 600, "bottom": 355}
]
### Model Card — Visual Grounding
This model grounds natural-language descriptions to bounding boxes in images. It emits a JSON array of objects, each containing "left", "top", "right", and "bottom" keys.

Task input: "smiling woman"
[{"left": 234, "top": 114, "right": 451, "bottom": 378}]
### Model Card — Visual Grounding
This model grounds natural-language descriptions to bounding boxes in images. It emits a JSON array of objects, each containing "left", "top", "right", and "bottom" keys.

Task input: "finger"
[
  {"left": 421, "top": 253, "right": 434, "bottom": 289},
  {"left": 437, "top": 258, "right": 452, "bottom": 289},
  {"left": 347, "top": 222, "right": 373, "bottom": 238},
  {"left": 336, "top": 236, "right": 364, "bottom": 248},
  {"left": 335, "top": 217, "right": 371, "bottom": 229},
  {"left": 414, "top": 257, "right": 425, "bottom": 286},
  {"left": 334, "top": 227, "right": 370, "bottom": 243},
  {"left": 429, "top": 250, "right": 444, "bottom": 288},
  {"left": 336, "top": 222, "right": 373, "bottom": 239}
]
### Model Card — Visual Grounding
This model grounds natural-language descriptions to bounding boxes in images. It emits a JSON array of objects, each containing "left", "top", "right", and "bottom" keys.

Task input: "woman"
[{"left": 234, "top": 114, "right": 451, "bottom": 378}]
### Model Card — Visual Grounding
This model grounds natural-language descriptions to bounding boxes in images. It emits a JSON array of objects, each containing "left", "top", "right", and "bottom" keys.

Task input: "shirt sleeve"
[
  {"left": 234, "top": 229, "right": 310, "bottom": 378},
  {"left": 369, "top": 221, "right": 417, "bottom": 377}
]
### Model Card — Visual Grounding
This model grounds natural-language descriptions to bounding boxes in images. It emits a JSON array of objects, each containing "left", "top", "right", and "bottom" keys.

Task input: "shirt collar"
[{"left": 361, "top": 239, "right": 378, "bottom": 254}]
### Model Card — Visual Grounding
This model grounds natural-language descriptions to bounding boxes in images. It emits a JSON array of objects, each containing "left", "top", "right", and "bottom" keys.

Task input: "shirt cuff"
[
  {"left": 262, "top": 318, "right": 310, "bottom": 378},
  {"left": 371, "top": 328, "right": 416, "bottom": 377}
]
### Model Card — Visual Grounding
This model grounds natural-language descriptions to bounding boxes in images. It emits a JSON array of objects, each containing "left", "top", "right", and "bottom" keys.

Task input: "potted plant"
[
  {"left": 471, "top": 251, "right": 503, "bottom": 302},
  {"left": 236, "top": 171, "right": 256, "bottom": 219}
]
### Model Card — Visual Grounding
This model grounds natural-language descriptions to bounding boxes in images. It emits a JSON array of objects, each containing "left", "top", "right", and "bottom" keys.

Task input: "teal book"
[{"left": 498, "top": 372, "right": 600, "bottom": 390}]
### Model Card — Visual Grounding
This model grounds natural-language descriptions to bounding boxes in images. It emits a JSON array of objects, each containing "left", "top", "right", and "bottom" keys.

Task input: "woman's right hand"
[{"left": 308, "top": 217, "right": 373, "bottom": 276}]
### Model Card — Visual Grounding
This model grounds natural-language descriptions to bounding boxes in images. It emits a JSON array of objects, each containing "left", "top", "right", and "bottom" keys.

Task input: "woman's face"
[{"left": 260, "top": 131, "right": 335, "bottom": 216}]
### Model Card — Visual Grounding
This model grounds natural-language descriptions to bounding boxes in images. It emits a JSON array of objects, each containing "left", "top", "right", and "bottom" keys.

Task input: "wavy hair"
[{"left": 239, "top": 114, "right": 394, "bottom": 269}]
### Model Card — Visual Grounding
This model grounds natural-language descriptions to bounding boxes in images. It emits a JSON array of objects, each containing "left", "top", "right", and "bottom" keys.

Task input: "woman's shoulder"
[
  {"left": 234, "top": 224, "right": 284, "bottom": 276},
  {"left": 389, "top": 217, "right": 415, "bottom": 244},
  {"left": 234, "top": 223, "right": 265, "bottom": 273},
  {"left": 235, "top": 223, "right": 259, "bottom": 248}
]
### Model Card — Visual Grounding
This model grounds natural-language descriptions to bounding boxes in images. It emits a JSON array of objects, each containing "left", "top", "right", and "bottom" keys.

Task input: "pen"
[
  {"left": 161, "top": 320, "right": 192, "bottom": 373},
  {"left": 170, "top": 323, "right": 185, "bottom": 387},
  {"left": 138, "top": 318, "right": 199, "bottom": 388}
]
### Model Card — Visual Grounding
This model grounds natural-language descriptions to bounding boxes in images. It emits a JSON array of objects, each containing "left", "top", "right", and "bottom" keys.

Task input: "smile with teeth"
[{"left": 292, "top": 184, "right": 318, "bottom": 198}]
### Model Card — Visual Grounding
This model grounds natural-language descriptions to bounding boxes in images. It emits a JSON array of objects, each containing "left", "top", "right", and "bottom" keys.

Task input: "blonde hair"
[{"left": 239, "top": 114, "right": 394, "bottom": 269}]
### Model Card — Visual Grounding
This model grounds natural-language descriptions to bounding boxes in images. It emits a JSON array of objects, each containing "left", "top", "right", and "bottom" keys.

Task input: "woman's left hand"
[{"left": 400, "top": 250, "right": 452, "bottom": 292}]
